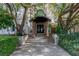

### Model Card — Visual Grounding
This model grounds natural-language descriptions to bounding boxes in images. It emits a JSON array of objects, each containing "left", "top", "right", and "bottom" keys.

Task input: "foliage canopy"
[{"left": 0, "top": 7, "right": 14, "bottom": 29}]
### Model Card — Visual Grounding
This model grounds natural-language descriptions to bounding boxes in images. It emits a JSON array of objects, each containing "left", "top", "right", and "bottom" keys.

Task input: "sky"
[{"left": 0, "top": 0, "right": 79, "bottom": 3}]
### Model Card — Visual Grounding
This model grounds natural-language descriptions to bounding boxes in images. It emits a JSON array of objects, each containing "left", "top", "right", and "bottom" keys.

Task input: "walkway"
[{"left": 11, "top": 36, "right": 70, "bottom": 56}]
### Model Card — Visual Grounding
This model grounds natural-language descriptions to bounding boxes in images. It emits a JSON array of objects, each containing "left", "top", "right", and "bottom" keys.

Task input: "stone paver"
[{"left": 11, "top": 36, "right": 70, "bottom": 56}]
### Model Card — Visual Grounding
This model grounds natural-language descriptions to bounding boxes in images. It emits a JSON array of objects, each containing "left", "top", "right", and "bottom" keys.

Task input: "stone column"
[
  {"left": 44, "top": 22, "right": 48, "bottom": 37},
  {"left": 34, "top": 22, "right": 37, "bottom": 36},
  {"left": 32, "top": 22, "right": 36, "bottom": 37}
]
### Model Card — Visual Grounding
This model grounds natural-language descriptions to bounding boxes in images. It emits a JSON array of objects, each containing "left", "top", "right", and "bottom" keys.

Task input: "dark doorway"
[{"left": 37, "top": 24, "right": 44, "bottom": 33}]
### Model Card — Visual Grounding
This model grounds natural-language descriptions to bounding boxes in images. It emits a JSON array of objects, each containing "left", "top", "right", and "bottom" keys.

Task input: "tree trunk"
[{"left": 18, "top": 8, "right": 27, "bottom": 36}]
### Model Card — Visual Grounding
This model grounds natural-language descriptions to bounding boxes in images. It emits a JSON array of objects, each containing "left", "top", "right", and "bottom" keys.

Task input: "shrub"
[
  {"left": 58, "top": 33, "right": 79, "bottom": 55},
  {"left": 0, "top": 36, "right": 19, "bottom": 56}
]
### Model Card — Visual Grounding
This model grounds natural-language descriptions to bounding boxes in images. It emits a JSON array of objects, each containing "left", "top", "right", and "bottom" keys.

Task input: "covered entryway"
[
  {"left": 31, "top": 16, "right": 51, "bottom": 37},
  {"left": 29, "top": 9, "right": 51, "bottom": 37}
]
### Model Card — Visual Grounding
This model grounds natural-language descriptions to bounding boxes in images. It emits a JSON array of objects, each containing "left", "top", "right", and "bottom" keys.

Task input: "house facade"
[{"left": 30, "top": 9, "right": 51, "bottom": 37}]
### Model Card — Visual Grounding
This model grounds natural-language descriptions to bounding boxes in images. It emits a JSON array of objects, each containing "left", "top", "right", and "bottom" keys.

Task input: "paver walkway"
[{"left": 11, "top": 36, "right": 70, "bottom": 56}]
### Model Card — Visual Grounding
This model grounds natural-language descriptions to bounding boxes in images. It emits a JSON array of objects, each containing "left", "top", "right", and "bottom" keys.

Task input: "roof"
[{"left": 30, "top": 16, "right": 51, "bottom": 23}]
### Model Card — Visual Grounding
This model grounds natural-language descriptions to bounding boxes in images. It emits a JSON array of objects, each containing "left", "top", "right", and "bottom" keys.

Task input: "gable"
[{"left": 35, "top": 9, "right": 46, "bottom": 17}]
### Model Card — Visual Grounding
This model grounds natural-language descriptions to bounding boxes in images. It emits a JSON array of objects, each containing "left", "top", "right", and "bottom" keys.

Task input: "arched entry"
[
  {"left": 30, "top": 9, "right": 51, "bottom": 37},
  {"left": 31, "top": 16, "right": 51, "bottom": 37}
]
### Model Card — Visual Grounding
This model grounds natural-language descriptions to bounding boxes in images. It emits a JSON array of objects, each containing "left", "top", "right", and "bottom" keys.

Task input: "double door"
[{"left": 37, "top": 24, "right": 44, "bottom": 33}]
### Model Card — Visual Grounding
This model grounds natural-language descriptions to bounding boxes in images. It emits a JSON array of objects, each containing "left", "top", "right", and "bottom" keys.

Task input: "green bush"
[
  {"left": 58, "top": 32, "right": 79, "bottom": 55},
  {"left": 0, "top": 36, "right": 19, "bottom": 56}
]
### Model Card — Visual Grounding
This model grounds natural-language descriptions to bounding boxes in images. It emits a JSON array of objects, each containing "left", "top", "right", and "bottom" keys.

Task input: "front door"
[{"left": 37, "top": 24, "right": 44, "bottom": 33}]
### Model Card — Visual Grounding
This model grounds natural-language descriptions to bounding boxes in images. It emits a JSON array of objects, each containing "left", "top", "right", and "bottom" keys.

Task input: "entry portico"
[
  {"left": 31, "top": 16, "right": 51, "bottom": 37},
  {"left": 30, "top": 9, "right": 51, "bottom": 37}
]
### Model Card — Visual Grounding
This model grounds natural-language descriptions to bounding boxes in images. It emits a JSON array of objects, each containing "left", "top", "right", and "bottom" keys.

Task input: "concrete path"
[{"left": 11, "top": 36, "right": 70, "bottom": 56}]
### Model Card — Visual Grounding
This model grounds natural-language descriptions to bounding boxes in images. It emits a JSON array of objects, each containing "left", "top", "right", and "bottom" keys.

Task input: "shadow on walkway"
[{"left": 11, "top": 36, "right": 70, "bottom": 56}]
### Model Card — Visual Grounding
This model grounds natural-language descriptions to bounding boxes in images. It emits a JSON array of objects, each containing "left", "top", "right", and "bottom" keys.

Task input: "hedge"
[
  {"left": 58, "top": 33, "right": 79, "bottom": 56},
  {"left": 0, "top": 36, "right": 19, "bottom": 56}
]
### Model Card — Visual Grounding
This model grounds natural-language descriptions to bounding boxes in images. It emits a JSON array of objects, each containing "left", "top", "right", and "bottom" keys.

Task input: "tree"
[
  {"left": 5, "top": 3, "right": 32, "bottom": 35},
  {"left": 55, "top": 3, "right": 79, "bottom": 33},
  {"left": 0, "top": 4, "right": 14, "bottom": 29}
]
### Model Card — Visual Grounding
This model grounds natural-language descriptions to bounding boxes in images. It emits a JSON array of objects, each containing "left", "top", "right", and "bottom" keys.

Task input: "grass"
[{"left": 0, "top": 35, "right": 19, "bottom": 56}]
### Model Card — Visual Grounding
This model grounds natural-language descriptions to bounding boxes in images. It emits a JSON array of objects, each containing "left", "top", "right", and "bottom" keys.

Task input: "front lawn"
[{"left": 0, "top": 35, "right": 19, "bottom": 56}]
